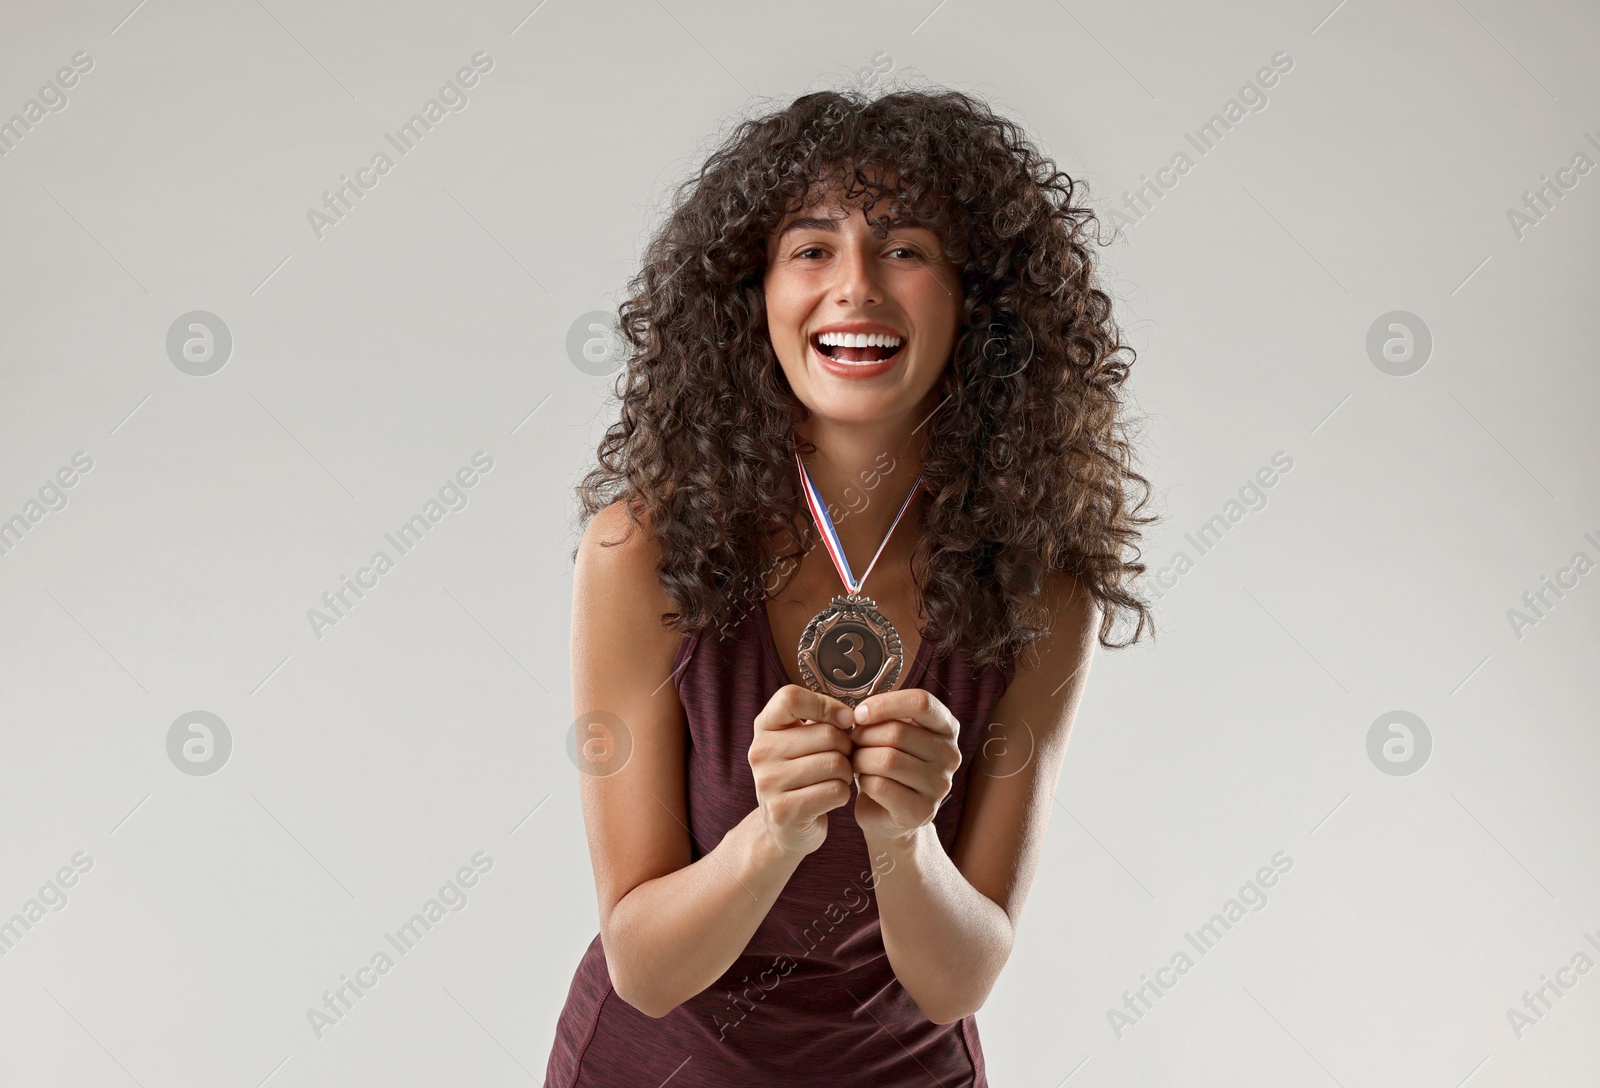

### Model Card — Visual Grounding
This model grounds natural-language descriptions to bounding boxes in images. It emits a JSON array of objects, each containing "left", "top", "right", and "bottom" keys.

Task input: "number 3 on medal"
[{"left": 829, "top": 631, "right": 864, "bottom": 682}]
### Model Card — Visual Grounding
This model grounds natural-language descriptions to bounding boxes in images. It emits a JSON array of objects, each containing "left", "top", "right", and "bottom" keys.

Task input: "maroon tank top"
[{"left": 544, "top": 600, "right": 1016, "bottom": 1087}]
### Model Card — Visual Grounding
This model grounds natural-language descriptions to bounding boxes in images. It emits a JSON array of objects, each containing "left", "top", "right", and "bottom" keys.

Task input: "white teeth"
[{"left": 816, "top": 331, "right": 903, "bottom": 349}]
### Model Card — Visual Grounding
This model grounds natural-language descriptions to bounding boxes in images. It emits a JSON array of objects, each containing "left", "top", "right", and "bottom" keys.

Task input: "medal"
[{"left": 791, "top": 441, "right": 926, "bottom": 707}]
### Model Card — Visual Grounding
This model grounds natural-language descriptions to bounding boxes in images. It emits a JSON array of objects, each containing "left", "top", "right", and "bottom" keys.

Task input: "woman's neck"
[{"left": 794, "top": 412, "right": 932, "bottom": 578}]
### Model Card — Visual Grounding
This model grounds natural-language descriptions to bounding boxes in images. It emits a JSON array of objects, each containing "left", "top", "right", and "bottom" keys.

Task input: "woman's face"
[{"left": 763, "top": 194, "right": 963, "bottom": 428}]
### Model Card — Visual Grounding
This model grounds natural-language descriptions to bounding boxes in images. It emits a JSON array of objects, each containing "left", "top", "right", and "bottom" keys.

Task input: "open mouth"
[{"left": 811, "top": 331, "right": 904, "bottom": 365}]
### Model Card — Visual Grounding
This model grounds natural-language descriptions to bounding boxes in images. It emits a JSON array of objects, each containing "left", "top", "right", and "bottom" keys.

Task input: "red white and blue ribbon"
[{"left": 794, "top": 444, "right": 925, "bottom": 596}]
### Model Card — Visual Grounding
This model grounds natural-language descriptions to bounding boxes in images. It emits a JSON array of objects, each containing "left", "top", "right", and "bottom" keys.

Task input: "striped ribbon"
[{"left": 793, "top": 442, "right": 925, "bottom": 596}]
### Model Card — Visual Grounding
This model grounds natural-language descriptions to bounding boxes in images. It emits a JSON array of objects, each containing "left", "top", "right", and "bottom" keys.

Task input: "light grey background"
[{"left": 1, "top": 1, "right": 1596, "bottom": 1085}]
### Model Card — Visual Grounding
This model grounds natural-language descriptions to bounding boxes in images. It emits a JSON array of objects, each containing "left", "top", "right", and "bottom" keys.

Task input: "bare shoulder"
[
  {"left": 576, "top": 499, "right": 657, "bottom": 581},
  {"left": 978, "top": 570, "right": 1098, "bottom": 761},
  {"left": 1020, "top": 570, "right": 1099, "bottom": 674},
  {"left": 574, "top": 501, "right": 682, "bottom": 657}
]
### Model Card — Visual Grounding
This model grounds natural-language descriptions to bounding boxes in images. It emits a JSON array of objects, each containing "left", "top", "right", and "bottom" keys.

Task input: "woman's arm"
[
  {"left": 571, "top": 503, "right": 812, "bottom": 1018},
  {"left": 857, "top": 572, "right": 1100, "bottom": 1023}
]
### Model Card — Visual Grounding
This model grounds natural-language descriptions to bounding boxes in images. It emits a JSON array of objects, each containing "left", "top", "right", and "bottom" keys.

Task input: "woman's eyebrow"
[
  {"left": 775, "top": 215, "right": 933, "bottom": 240},
  {"left": 775, "top": 215, "right": 843, "bottom": 240}
]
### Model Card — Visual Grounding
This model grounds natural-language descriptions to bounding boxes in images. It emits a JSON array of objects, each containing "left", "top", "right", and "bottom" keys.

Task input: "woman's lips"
[
  {"left": 809, "top": 336, "right": 904, "bottom": 379},
  {"left": 806, "top": 334, "right": 908, "bottom": 380}
]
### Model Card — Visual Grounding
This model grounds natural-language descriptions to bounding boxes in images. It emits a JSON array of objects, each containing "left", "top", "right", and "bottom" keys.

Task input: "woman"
[{"left": 547, "top": 88, "right": 1154, "bottom": 1086}]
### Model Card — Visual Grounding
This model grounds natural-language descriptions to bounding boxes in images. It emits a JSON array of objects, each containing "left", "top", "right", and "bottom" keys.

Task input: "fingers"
[
  {"left": 751, "top": 720, "right": 853, "bottom": 766},
  {"left": 769, "top": 777, "right": 854, "bottom": 825},
  {"left": 851, "top": 742, "right": 953, "bottom": 798},
  {"left": 856, "top": 773, "right": 937, "bottom": 827},
  {"left": 755, "top": 685, "right": 855, "bottom": 734},
  {"left": 848, "top": 718, "right": 949, "bottom": 763},
  {"left": 851, "top": 689, "right": 957, "bottom": 737},
  {"left": 751, "top": 685, "right": 866, "bottom": 857},
  {"left": 754, "top": 749, "right": 853, "bottom": 795}
]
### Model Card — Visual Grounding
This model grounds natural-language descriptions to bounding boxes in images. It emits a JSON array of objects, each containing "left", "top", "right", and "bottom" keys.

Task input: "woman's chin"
[{"left": 801, "top": 395, "right": 906, "bottom": 427}]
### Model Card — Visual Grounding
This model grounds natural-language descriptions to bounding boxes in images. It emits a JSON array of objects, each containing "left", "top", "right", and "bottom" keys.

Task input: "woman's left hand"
[{"left": 848, "top": 688, "right": 962, "bottom": 844}]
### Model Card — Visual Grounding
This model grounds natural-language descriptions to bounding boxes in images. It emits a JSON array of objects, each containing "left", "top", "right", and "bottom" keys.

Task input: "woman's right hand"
[{"left": 749, "top": 685, "right": 858, "bottom": 858}]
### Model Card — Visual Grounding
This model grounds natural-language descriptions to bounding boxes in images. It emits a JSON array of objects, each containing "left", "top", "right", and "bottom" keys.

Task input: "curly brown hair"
[{"left": 574, "top": 86, "right": 1157, "bottom": 668}]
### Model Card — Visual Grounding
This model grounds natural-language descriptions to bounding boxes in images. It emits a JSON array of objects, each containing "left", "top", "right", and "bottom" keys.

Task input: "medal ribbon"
[{"left": 794, "top": 443, "right": 925, "bottom": 596}]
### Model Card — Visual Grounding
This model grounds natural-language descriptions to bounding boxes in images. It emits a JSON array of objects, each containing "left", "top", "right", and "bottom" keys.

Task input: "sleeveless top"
[{"left": 544, "top": 600, "right": 1017, "bottom": 1087}]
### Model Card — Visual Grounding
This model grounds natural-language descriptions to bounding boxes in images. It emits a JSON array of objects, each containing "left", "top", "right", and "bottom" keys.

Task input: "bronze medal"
[
  {"left": 791, "top": 441, "right": 925, "bottom": 707},
  {"left": 797, "top": 593, "right": 904, "bottom": 707}
]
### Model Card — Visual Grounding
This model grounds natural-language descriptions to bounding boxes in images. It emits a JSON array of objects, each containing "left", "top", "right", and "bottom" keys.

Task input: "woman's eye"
[{"left": 791, "top": 244, "right": 923, "bottom": 261}]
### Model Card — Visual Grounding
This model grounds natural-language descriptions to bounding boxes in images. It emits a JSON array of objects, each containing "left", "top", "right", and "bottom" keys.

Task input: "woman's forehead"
[
  {"left": 773, "top": 189, "right": 931, "bottom": 235},
  {"left": 786, "top": 162, "right": 903, "bottom": 208}
]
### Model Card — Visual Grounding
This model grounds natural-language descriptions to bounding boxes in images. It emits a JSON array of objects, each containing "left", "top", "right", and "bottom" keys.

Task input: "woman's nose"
[{"left": 831, "top": 240, "right": 881, "bottom": 307}]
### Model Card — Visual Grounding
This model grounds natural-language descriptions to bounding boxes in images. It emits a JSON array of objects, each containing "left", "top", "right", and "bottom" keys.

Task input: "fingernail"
[{"left": 834, "top": 707, "right": 853, "bottom": 727}]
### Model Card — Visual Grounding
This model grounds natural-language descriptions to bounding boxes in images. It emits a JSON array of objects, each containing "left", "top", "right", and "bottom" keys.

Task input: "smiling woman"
[
  {"left": 547, "top": 86, "right": 1156, "bottom": 1087},
  {"left": 765, "top": 194, "right": 962, "bottom": 413}
]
